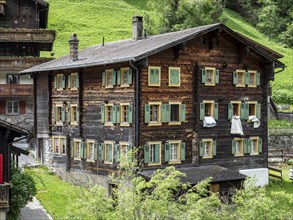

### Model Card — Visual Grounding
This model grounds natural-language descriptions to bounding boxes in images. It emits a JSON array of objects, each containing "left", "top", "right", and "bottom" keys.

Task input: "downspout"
[{"left": 129, "top": 61, "right": 139, "bottom": 151}]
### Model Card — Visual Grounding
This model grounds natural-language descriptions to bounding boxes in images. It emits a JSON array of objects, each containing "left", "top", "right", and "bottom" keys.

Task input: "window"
[
  {"left": 7, "top": 101, "right": 18, "bottom": 114},
  {"left": 232, "top": 138, "right": 244, "bottom": 156},
  {"left": 199, "top": 139, "right": 216, "bottom": 159},
  {"left": 53, "top": 104, "right": 65, "bottom": 125},
  {"left": 144, "top": 142, "right": 161, "bottom": 165},
  {"left": 69, "top": 104, "right": 79, "bottom": 125},
  {"left": 200, "top": 101, "right": 218, "bottom": 120},
  {"left": 249, "top": 137, "right": 262, "bottom": 155},
  {"left": 145, "top": 102, "right": 161, "bottom": 126},
  {"left": 118, "top": 67, "right": 132, "bottom": 87},
  {"left": 7, "top": 74, "right": 19, "bottom": 84},
  {"left": 248, "top": 102, "right": 256, "bottom": 116},
  {"left": 117, "top": 142, "right": 132, "bottom": 162},
  {"left": 228, "top": 101, "right": 241, "bottom": 120},
  {"left": 52, "top": 136, "right": 66, "bottom": 154},
  {"left": 169, "top": 67, "right": 180, "bottom": 86},
  {"left": 68, "top": 73, "right": 79, "bottom": 90},
  {"left": 54, "top": 74, "right": 65, "bottom": 90},
  {"left": 120, "top": 103, "right": 133, "bottom": 126},
  {"left": 87, "top": 140, "right": 97, "bottom": 161},
  {"left": 102, "top": 69, "right": 116, "bottom": 88},
  {"left": 73, "top": 139, "right": 83, "bottom": 160},
  {"left": 148, "top": 66, "right": 161, "bottom": 86},
  {"left": 103, "top": 141, "right": 114, "bottom": 164},
  {"left": 233, "top": 70, "right": 245, "bottom": 87},
  {"left": 201, "top": 68, "right": 219, "bottom": 86},
  {"left": 160, "top": 102, "right": 186, "bottom": 125},
  {"left": 164, "top": 141, "right": 185, "bottom": 163}
]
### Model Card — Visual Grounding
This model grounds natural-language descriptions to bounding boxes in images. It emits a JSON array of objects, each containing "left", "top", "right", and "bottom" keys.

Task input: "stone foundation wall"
[{"left": 268, "top": 128, "right": 293, "bottom": 150}]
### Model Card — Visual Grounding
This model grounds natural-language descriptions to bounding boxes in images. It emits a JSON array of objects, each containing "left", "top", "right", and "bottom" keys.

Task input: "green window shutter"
[
  {"left": 128, "top": 69, "right": 133, "bottom": 85},
  {"left": 83, "top": 142, "right": 87, "bottom": 159},
  {"left": 112, "top": 105, "right": 117, "bottom": 124},
  {"left": 240, "top": 103, "right": 247, "bottom": 120},
  {"left": 244, "top": 139, "right": 248, "bottom": 154},
  {"left": 257, "top": 103, "right": 261, "bottom": 119},
  {"left": 116, "top": 105, "right": 120, "bottom": 124},
  {"left": 228, "top": 103, "right": 233, "bottom": 120},
  {"left": 233, "top": 71, "right": 237, "bottom": 85},
  {"left": 76, "top": 74, "right": 79, "bottom": 89},
  {"left": 94, "top": 143, "right": 98, "bottom": 160},
  {"left": 164, "top": 143, "right": 170, "bottom": 162},
  {"left": 101, "top": 143, "right": 105, "bottom": 161},
  {"left": 212, "top": 141, "right": 216, "bottom": 156},
  {"left": 62, "top": 75, "right": 66, "bottom": 89},
  {"left": 181, "top": 104, "right": 186, "bottom": 122},
  {"left": 144, "top": 144, "right": 149, "bottom": 163},
  {"left": 245, "top": 104, "right": 249, "bottom": 119},
  {"left": 61, "top": 107, "right": 65, "bottom": 122},
  {"left": 108, "top": 144, "right": 113, "bottom": 162},
  {"left": 101, "top": 105, "right": 105, "bottom": 123},
  {"left": 155, "top": 144, "right": 160, "bottom": 163},
  {"left": 199, "top": 142, "right": 204, "bottom": 157},
  {"left": 256, "top": 72, "right": 260, "bottom": 86},
  {"left": 245, "top": 72, "right": 250, "bottom": 85},
  {"left": 128, "top": 104, "right": 133, "bottom": 124},
  {"left": 54, "top": 76, "right": 57, "bottom": 89},
  {"left": 232, "top": 140, "right": 236, "bottom": 155},
  {"left": 145, "top": 104, "right": 150, "bottom": 123},
  {"left": 68, "top": 75, "right": 71, "bottom": 89},
  {"left": 215, "top": 70, "right": 220, "bottom": 84},
  {"left": 116, "top": 70, "right": 121, "bottom": 85},
  {"left": 201, "top": 69, "right": 206, "bottom": 83},
  {"left": 180, "top": 142, "right": 186, "bottom": 161},
  {"left": 166, "top": 104, "right": 170, "bottom": 122},
  {"left": 116, "top": 144, "right": 120, "bottom": 162},
  {"left": 112, "top": 70, "right": 116, "bottom": 86},
  {"left": 161, "top": 104, "right": 167, "bottom": 123},
  {"left": 214, "top": 103, "right": 218, "bottom": 120},
  {"left": 79, "top": 143, "right": 83, "bottom": 159},
  {"left": 102, "top": 72, "right": 106, "bottom": 86},
  {"left": 71, "top": 140, "right": 74, "bottom": 158},
  {"left": 258, "top": 138, "right": 262, "bottom": 153},
  {"left": 247, "top": 139, "right": 252, "bottom": 154},
  {"left": 200, "top": 103, "right": 205, "bottom": 120},
  {"left": 76, "top": 107, "right": 80, "bottom": 123}
]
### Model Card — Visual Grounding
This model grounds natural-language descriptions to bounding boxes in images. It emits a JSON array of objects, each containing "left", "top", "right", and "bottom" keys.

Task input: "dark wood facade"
[
  {"left": 0, "top": 0, "right": 55, "bottom": 132},
  {"left": 22, "top": 21, "right": 284, "bottom": 186}
]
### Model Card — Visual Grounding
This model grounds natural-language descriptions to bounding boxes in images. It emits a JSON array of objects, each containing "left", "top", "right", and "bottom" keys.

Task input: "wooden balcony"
[
  {"left": 0, "top": 183, "right": 9, "bottom": 209},
  {"left": 0, "top": 84, "right": 33, "bottom": 97},
  {"left": 0, "top": 57, "right": 54, "bottom": 71},
  {"left": 0, "top": 29, "right": 56, "bottom": 51}
]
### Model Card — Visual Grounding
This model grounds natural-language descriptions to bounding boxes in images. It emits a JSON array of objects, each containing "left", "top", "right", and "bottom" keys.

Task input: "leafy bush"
[{"left": 8, "top": 167, "right": 36, "bottom": 220}]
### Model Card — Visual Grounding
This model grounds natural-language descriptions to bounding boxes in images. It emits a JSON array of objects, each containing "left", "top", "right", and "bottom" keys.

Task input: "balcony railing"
[
  {"left": 0, "top": 183, "right": 9, "bottom": 209},
  {"left": 0, "top": 29, "right": 56, "bottom": 43},
  {"left": 0, "top": 57, "right": 54, "bottom": 71},
  {"left": 0, "top": 84, "right": 33, "bottom": 97}
]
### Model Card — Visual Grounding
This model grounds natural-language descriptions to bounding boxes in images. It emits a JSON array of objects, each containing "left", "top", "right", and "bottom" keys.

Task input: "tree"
[
  {"left": 146, "top": 0, "right": 223, "bottom": 35},
  {"left": 8, "top": 167, "right": 36, "bottom": 220}
]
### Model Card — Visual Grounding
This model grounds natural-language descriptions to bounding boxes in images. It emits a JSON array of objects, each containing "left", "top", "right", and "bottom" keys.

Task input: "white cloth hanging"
[
  {"left": 203, "top": 116, "right": 216, "bottom": 127},
  {"left": 249, "top": 115, "right": 260, "bottom": 128},
  {"left": 231, "top": 116, "right": 243, "bottom": 135}
]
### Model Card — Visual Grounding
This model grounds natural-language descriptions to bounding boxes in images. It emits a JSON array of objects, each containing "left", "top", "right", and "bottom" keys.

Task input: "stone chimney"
[
  {"left": 132, "top": 16, "right": 143, "bottom": 41},
  {"left": 69, "top": 33, "right": 79, "bottom": 61}
]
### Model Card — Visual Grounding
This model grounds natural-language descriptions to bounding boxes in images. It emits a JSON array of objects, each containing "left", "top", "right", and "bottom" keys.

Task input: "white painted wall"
[{"left": 239, "top": 168, "right": 269, "bottom": 187}]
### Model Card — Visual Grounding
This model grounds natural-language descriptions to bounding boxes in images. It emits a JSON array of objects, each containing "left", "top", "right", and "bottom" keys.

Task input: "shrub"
[{"left": 8, "top": 167, "right": 36, "bottom": 220}]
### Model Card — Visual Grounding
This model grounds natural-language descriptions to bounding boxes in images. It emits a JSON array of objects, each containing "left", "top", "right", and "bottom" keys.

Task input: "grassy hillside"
[{"left": 43, "top": 0, "right": 292, "bottom": 104}]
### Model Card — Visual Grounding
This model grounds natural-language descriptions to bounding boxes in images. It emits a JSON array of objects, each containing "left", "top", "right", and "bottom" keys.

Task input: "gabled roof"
[
  {"left": 139, "top": 165, "right": 247, "bottom": 184},
  {"left": 0, "top": 119, "right": 30, "bottom": 136},
  {"left": 21, "top": 23, "right": 284, "bottom": 74}
]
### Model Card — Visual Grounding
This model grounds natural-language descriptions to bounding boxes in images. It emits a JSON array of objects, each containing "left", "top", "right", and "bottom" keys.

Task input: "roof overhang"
[{"left": 0, "top": 119, "right": 30, "bottom": 136}]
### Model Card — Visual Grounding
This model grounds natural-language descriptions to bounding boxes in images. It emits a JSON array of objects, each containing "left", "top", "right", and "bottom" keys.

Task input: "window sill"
[
  {"left": 147, "top": 162, "right": 161, "bottom": 166},
  {"left": 202, "top": 155, "right": 213, "bottom": 159},
  {"left": 168, "top": 161, "right": 181, "bottom": 165},
  {"left": 250, "top": 152, "right": 259, "bottom": 156},
  {"left": 104, "top": 122, "right": 114, "bottom": 127},
  {"left": 168, "top": 122, "right": 181, "bottom": 126},
  {"left": 234, "top": 154, "right": 244, "bottom": 157},
  {"left": 148, "top": 122, "right": 162, "bottom": 126},
  {"left": 70, "top": 88, "right": 79, "bottom": 91},
  {"left": 120, "top": 84, "right": 130, "bottom": 88},
  {"left": 70, "top": 122, "right": 79, "bottom": 126},
  {"left": 104, "top": 161, "right": 113, "bottom": 165},
  {"left": 105, "top": 85, "right": 114, "bottom": 89},
  {"left": 120, "top": 122, "right": 130, "bottom": 127},
  {"left": 74, "top": 157, "right": 81, "bottom": 161},
  {"left": 55, "top": 122, "right": 64, "bottom": 126},
  {"left": 248, "top": 85, "right": 257, "bottom": 88},
  {"left": 148, "top": 84, "right": 161, "bottom": 87},
  {"left": 235, "top": 84, "right": 245, "bottom": 88},
  {"left": 86, "top": 159, "right": 95, "bottom": 162},
  {"left": 56, "top": 88, "right": 64, "bottom": 91},
  {"left": 204, "top": 83, "right": 215, "bottom": 86},
  {"left": 168, "top": 84, "right": 181, "bottom": 87},
  {"left": 6, "top": 113, "right": 19, "bottom": 116}
]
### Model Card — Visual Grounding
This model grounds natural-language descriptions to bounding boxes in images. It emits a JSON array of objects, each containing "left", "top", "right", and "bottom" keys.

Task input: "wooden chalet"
[
  {"left": 0, "top": 119, "right": 30, "bottom": 220},
  {"left": 21, "top": 16, "right": 284, "bottom": 191},
  {"left": 0, "top": 0, "right": 55, "bottom": 131}
]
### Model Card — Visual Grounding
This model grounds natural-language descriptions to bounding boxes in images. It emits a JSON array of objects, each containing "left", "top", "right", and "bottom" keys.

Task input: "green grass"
[
  {"left": 42, "top": 1, "right": 292, "bottom": 104},
  {"left": 26, "top": 167, "right": 87, "bottom": 219},
  {"left": 268, "top": 119, "right": 293, "bottom": 128}
]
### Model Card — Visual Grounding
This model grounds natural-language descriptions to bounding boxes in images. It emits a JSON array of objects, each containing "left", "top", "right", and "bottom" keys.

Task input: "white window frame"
[
  {"left": 70, "top": 104, "right": 79, "bottom": 126},
  {"left": 168, "top": 140, "right": 181, "bottom": 164},
  {"left": 104, "top": 141, "right": 114, "bottom": 164},
  {"left": 73, "top": 139, "right": 82, "bottom": 160},
  {"left": 105, "top": 104, "right": 114, "bottom": 126},
  {"left": 250, "top": 137, "right": 259, "bottom": 155},
  {"left": 202, "top": 139, "right": 213, "bottom": 159},
  {"left": 6, "top": 101, "right": 19, "bottom": 114},
  {"left": 234, "top": 138, "right": 244, "bottom": 157},
  {"left": 120, "top": 103, "right": 130, "bottom": 126},
  {"left": 52, "top": 136, "right": 66, "bottom": 155},
  {"left": 87, "top": 140, "right": 95, "bottom": 162}
]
